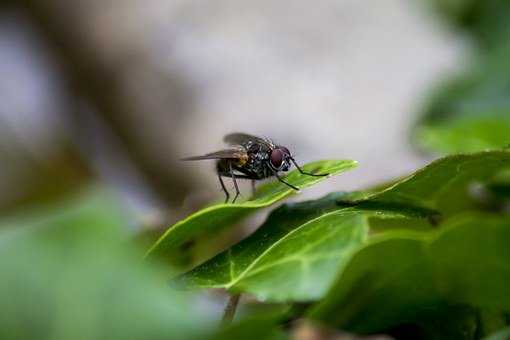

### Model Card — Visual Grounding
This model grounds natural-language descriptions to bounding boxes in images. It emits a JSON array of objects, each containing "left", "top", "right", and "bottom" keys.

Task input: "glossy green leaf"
[
  {"left": 187, "top": 209, "right": 368, "bottom": 302},
  {"left": 183, "top": 151, "right": 510, "bottom": 302},
  {"left": 309, "top": 213, "right": 510, "bottom": 334},
  {"left": 182, "top": 193, "right": 419, "bottom": 302},
  {"left": 144, "top": 160, "right": 357, "bottom": 263},
  {"left": 342, "top": 150, "right": 510, "bottom": 216}
]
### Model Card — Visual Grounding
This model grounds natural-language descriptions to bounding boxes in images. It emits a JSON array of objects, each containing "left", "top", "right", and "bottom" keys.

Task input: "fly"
[{"left": 181, "top": 133, "right": 328, "bottom": 203}]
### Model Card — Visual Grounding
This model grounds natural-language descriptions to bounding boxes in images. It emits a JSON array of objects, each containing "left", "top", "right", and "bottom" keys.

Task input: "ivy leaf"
[
  {"left": 182, "top": 151, "right": 510, "bottom": 302},
  {"left": 181, "top": 193, "right": 418, "bottom": 302},
  {"left": 342, "top": 150, "right": 510, "bottom": 216},
  {"left": 144, "top": 160, "right": 357, "bottom": 263},
  {"left": 185, "top": 209, "right": 369, "bottom": 302},
  {"left": 309, "top": 213, "right": 510, "bottom": 334}
]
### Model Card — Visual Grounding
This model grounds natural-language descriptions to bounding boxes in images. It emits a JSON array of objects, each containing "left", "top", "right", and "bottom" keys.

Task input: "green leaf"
[
  {"left": 144, "top": 160, "right": 357, "bottom": 263},
  {"left": 0, "top": 187, "right": 295, "bottom": 340},
  {"left": 413, "top": 46, "right": 510, "bottom": 154},
  {"left": 428, "top": 0, "right": 510, "bottom": 49},
  {"left": 309, "top": 213, "right": 510, "bottom": 334},
  {"left": 342, "top": 150, "right": 510, "bottom": 216},
  {"left": 0, "top": 188, "right": 219, "bottom": 340},
  {"left": 415, "top": 115, "right": 510, "bottom": 154},
  {"left": 181, "top": 193, "right": 418, "bottom": 302},
  {"left": 187, "top": 209, "right": 368, "bottom": 302},
  {"left": 182, "top": 151, "right": 510, "bottom": 302}
]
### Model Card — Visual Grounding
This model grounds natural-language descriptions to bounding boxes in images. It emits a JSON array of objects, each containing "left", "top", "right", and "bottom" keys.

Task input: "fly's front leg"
[
  {"left": 290, "top": 158, "right": 329, "bottom": 177},
  {"left": 274, "top": 171, "right": 300, "bottom": 191}
]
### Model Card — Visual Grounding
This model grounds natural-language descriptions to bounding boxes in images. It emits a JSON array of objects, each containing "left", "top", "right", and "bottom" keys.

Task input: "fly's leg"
[
  {"left": 290, "top": 158, "right": 329, "bottom": 177},
  {"left": 274, "top": 171, "right": 300, "bottom": 191},
  {"left": 230, "top": 162, "right": 241, "bottom": 203},
  {"left": 218, "top": 173, "right": 230, "bottom": 203},
  {"left": 251, "top": 180, "right": 256, "bottom": 196},
  {"left": 217, "top": 170, "right": 253, "bottom": 203}
]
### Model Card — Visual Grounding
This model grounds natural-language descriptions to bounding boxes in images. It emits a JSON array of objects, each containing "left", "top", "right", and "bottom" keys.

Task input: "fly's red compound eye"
[
  {"left": 280, "top": 146, "right": 290, "bottom": 155},
  {"left": 270, "top": 149, "right": 284, "bottom": 169}
]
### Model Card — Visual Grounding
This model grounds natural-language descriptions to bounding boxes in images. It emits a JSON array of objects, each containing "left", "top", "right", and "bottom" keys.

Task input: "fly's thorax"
[
  {"left": 235, "top": 142, "right": 268, "bottom": 179},
  {"left": 235, "top": 153, "right": 249, "bottom": 166}
]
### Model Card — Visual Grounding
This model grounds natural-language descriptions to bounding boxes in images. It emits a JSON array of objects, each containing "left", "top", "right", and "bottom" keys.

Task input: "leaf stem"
[{"left": 222, "top": 293, "right": 241, "bottom": 324}]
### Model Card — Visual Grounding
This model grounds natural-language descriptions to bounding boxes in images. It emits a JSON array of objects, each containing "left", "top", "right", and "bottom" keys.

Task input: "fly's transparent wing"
[
  {"left": 223, "top": 133, "right": 273, "bottom": 148},
  {"left": 181, "top": 148, "right": 247, "bottom": 161}
]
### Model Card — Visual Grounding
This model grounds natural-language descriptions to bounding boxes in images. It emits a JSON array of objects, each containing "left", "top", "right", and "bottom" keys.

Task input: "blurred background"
[
  {"left": 3, "top": 0, "right": 510, "bottom": 264},
  {"left": 0, "top": 0, "right": 468, "bottom": 225}
]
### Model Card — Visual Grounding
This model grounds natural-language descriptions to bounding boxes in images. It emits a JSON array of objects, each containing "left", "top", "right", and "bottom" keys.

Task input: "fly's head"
[{"left": 268, "top": 146, "right": 292, "bottom": 172}]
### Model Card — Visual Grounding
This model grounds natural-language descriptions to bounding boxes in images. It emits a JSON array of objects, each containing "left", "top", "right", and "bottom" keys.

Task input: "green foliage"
[
  {"left": 344, "top": 150, "right": 510, "bottom": 216},
  {"left": 428, "top": 0, "right": 510, "bottom": 49},
  {"left": 144, "top": 160, "right": 357, "bottom": 266},
  {"left": 309, "top": 213, "right": 510, "bottom": 334},
  {"left": 184, "top": 208, "right": 370, "bottom": 302},
  {"left": 415, "top": 0, "right": 510, "bottom": 155},
  {"left": 4, "top": 150, "right": 510, "bottom": 339},
  {"left": 181, "top": 150, "right": 510, "bottom": 306},
  {"left": 182, "top": 192, "right": 422, "bottom": 302},
  {"left": 162, "top": 150, "right": 510, "bottom": 338},
  {"left": 0, "top": 189, "right": 285, "bottom": 340},
  {"left": 413, "top": 46, "right": 510, "bottom": 154}
]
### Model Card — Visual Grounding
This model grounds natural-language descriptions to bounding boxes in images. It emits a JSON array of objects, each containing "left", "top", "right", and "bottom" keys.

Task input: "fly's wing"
[
  {"left": 181, "top": 148, "right": 247, "bottom": 161},
  {"left": 223, "top": 133, "right": 273, "bottom": 148}
]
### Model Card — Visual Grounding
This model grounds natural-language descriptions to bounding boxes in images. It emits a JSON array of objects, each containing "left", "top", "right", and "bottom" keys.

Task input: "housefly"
[{"left": 181, "top": 133, "right": 328, "bottom": 203}]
